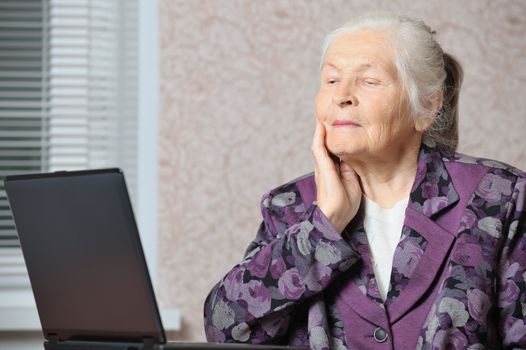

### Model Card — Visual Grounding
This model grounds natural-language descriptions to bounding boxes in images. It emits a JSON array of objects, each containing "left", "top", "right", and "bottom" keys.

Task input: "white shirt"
[{"left": 363, "top": 195, "right": 409, "bottom": 302}]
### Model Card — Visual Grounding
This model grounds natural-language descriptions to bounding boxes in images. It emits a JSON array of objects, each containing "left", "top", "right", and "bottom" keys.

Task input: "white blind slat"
[
  {"left": 0, "top": 2, "right": 44, "bottom": 9},
  {"left": 0, "top": 1, "right": 45, "bottom": 261},
  {"left": 0, "top": 0, "right": 139, "bottom": 290}
]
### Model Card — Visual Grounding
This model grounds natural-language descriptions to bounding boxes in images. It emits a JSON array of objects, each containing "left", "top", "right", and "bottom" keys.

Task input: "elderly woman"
[{"left": 203, "top": 12, "right": 526, "bottom": 349}]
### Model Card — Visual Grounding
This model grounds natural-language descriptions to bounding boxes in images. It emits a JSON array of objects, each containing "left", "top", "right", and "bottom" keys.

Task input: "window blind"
[{"left": 0, "top": 0, "right": 138, "bottom": 288}]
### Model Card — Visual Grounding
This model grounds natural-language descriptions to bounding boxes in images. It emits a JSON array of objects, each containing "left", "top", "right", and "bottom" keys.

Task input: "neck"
[{"left": 342, "top": 135, "right": 422, "bottom": 209}]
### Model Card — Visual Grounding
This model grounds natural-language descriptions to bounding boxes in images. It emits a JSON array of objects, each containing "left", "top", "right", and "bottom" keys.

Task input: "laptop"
[{"left": 4, "top": 169, "right": 306, "bottom": 350}]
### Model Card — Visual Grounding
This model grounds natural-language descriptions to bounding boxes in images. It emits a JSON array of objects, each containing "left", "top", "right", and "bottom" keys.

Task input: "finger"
[
  {"left": 340, "top": 161, "right": 357, "bottom": 179},
  {"left": 339, "top": 160, "right": 353, "bottom": 173},
  {"left": 314, "top": 165, "right": 322, "bottom": 201},
  {"left": 340, "top": 162, "right": 362, "bottom": 192},
  {"left": 311, "top": 119, "right": 325, "bottom": 153},
  {"left": 311, "top": 120, "right": 333, "bottom": 167}
]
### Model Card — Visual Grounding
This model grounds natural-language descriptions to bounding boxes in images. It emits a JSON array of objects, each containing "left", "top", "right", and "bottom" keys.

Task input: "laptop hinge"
[
  {"left": 48, "top": 334, "right": 58, "bottom": 344},
  {"left": 45, "top": 334, "right": 58, "bottom": 349},
  {"left": 142, "top": 337, "right": 154, "bottom": 350}
]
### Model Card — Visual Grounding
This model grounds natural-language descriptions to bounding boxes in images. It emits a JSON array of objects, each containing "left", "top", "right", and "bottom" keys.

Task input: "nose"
[{"left": 332, "top": 83, "right": 357, "bottom": 108}]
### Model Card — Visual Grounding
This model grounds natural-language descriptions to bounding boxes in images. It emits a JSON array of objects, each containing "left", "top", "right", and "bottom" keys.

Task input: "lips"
[{"left": 331, "top": 119, "right": 361, "bottom": 127}]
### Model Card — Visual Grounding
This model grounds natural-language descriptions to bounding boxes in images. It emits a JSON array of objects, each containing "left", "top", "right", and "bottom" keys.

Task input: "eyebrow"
[{"left": 323, "top": 61, "right": 376, "bottom": 72}]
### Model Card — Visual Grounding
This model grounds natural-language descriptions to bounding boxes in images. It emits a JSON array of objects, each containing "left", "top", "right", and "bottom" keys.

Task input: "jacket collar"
[{"left": 408, "top": 141, "right": 460, "bottom": 218}]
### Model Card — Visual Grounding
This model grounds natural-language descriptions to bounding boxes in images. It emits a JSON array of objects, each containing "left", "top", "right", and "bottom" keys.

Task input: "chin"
[
  {"left": 326, "top": 131, "right": 359, "bottom": 154},
  {"left": 326, "top": 140, "right": 358, "bottom": 158}
]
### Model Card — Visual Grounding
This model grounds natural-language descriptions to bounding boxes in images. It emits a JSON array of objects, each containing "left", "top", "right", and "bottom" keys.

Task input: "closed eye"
[{"left": 364, "top": 79, "right": 380, "bottom": 86}]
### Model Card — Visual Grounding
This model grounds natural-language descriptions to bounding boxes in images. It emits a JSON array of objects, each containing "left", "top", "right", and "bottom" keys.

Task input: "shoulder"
[
  {"left": 441, "top": 150, "right": 526, "bottom": 213},
  {"left": 442, "top": 149, "right": 525, "bottom": 185}
]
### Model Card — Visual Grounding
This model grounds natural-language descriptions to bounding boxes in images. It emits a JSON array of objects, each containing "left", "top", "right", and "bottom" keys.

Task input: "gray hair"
[{"left": 320, "top": 12, "right": 463, "bottom": 151}]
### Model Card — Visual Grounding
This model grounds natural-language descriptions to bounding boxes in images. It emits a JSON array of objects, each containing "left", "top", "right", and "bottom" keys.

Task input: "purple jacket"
[{"left": 204, "top": 142, "right": 526, "bottom": 349}]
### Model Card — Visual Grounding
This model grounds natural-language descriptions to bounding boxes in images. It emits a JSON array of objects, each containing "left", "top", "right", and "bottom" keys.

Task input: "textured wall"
[{"left": 158, "top": 0, "right": 526, "bottom": 341}]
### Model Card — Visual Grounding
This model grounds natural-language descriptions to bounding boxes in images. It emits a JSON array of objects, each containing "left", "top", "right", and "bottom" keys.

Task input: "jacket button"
[{"left": 374, "top": 327, "right": 388, "bottom": 343}]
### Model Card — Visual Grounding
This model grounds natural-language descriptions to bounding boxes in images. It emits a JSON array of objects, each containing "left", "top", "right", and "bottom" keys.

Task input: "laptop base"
[{"left": 45, "top": 336, "right": 307, "bottom": 350}]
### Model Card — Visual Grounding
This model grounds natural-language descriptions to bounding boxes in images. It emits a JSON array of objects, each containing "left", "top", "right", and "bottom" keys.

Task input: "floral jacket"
[{"left": 204, "top": 142, "right": 526, "bottom": 349}]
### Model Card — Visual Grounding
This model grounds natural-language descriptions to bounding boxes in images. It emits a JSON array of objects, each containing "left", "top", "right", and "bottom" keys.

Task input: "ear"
[
  {"left": 415, "top": 91, "right": 443, "bottom": 132},
  {"left": 415, "top": 116, "right": 434, "bottom": 132}
]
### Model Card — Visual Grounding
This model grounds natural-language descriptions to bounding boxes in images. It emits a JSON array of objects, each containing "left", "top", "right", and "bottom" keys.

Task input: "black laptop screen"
[{"left": 5, "top": 169, "right": 165, "bottom": 343}]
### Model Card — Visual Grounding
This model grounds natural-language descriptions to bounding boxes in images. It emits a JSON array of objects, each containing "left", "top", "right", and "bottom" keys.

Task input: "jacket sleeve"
[
  {"left": 203, "top": 190, "right": 360, "bottom": 344},
  {"left": 497, "top": 176, "right": 526, "bottom": 348}
]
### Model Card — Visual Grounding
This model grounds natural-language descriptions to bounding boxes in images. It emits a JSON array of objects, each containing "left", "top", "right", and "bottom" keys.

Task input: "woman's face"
[{"left": 315, "top": 30, "right": 423, "bottom": 161}]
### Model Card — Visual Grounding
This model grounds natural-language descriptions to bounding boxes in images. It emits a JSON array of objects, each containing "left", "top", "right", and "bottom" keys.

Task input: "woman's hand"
[{"left": 311, "top": 120, "right": 362, "bottom": 233}]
